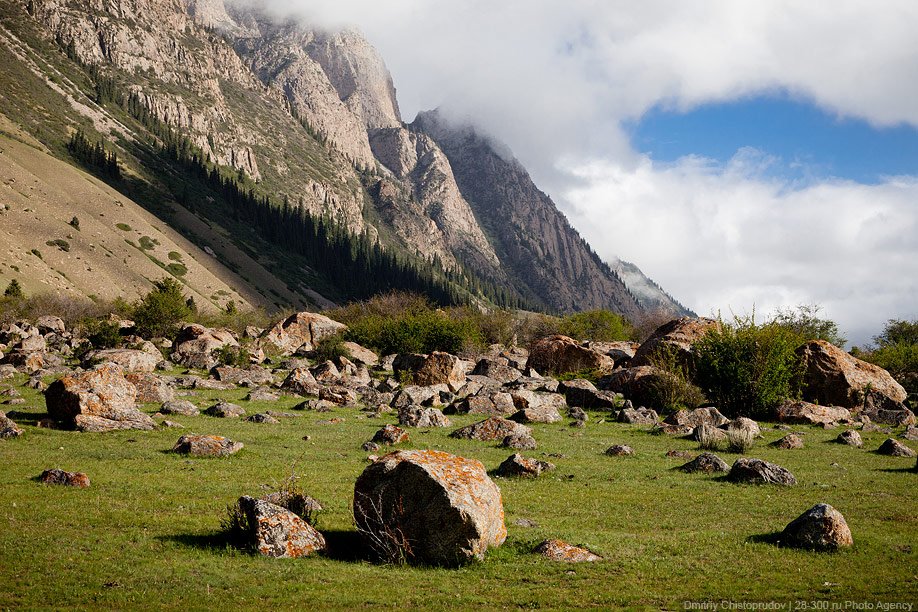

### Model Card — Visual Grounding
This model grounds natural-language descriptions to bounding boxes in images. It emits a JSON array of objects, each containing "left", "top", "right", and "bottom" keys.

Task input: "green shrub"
[
  {"left": 139, "top": 236, "right": 158, "bottom": 250},
  {"left": 558, "top": 309, "right": 634, "bottom": 342},
  {"left": 133, "top": 277, "right": 192, "bottom": 339},
  {"left": 69, "top": 216, "right": 80, "bottom": 230},
  {"left": 771, "top": 304, "right": 846, "bottom": 348},
  {"left": 214, "top": 344, "right": 250, "bottom": 368},
  {"left": 645, "top": 343, "right": 707, "bottom": 412},
  {"left": 3, "top": 279, "right": 23, "bottom": 299},
  {"left": 46, "top": 239, "right": 70, "bottom": 252},
  {"left": 313, "top": 334, "right": 351, "bottom": 363},
  {"left": 856, "top": 319, "right": 918, "bottom": 395},
  {"left": 116, "top": 223, "right": 132, "bottom": 231},
  {"left": 693, "top": 316, "right": 802, "bottom": 419},
  {"left": 85, "top": 319, "right": 123, "bottom": 350},
  {"left": 168, "top": 251, "right": 183, "bottom": 262}
]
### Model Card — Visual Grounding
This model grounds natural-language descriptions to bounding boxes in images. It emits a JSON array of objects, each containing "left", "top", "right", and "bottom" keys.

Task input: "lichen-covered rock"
[
  {"left": 310, "top": 360, "right": 341, "bottom": 383},
  {"left": 470, "top": 358, "right": 521, "bottom": 384},
  {"left": 395, "top": 351, "right": 466, "bottom": 391},
  {"left": 85, "top": 349, "right": 160, "bottom": 372},
  {"left": 630, "top": 317, "right": 720, "bottom": 368},
  {"left": 262, "top": 312, "right": 346, "bottom": 355},
  {"left": 501, "top": 432, "right": 537, "bottom": 450},
  {"left": 617, "top": 406, "right": 659, "bottom": 425},
  {"left": 281, "top": 368, "right": 320, "bottom": 396},
  {"left": 45, "top": 363, "right": 154, "bottom": 432},
  {"left": 495, "top": 453, "right": 554, "bottom": 477},
  {"left": 796, "top": 340, "right": 907, "bottom": 410},
  {"left": 319, "top": 385, "right": 358, "bottom": 406},
  {"left": 171, "top": 324, "right": 239, "bottom": 369},
  {"left": 679, "top": 452, "right": 730, "bottom": 473},
  {"left": 204, "top": 401, "right": 245, "bottom": 418},
  {"left": 665, "top": 407, "right": 729, "bottom": 429},
  {"left": 247, "top": 413, "right": 280, "bottom": 424},
  {"left": 353, "top": 449, "right": 506, "bottom": 566},
  {"left": 776, "top": 400, "right": 851, "bottom": 426},
  {"left": 39, "top": 468, "right": 90, "bottom": 488},
  {"left": 604, "top": 444, "right": 634, "bottom": 457},
  {"left": 836, "top": 430, "right": 863, "bottom": 447},
  {"left": 727, "top": 458, "right": 797, "bottom": 486},
  {"left": 780, "top": 503, "right": 853, "bottom": 551},
  {"left": 0, "top": 410, "right": 23, "bottom": 439},
  {"left": 525, "top": 335, "right": 614, "bottom": 376},
  {"left": 771, "top": 434, "right": 805, "bottom": 449},
  {"left": 397, "top": 405, "right": 451, "bottom": 428},
  {"left": 160, "top": 400, "right": 200, "bottom": 416},
  {"left": 450, "top": 417, "right": 532, "bottom": 442},
  {"left": 238, "top": 496, "right": 326, "bottom": 558},
  {"left": 341, "top": 342, "right": 379, "bottom": 366},
  {"left": 212, "top": 366, "right": 274, "bottom": 386},
  {"left": 125, "top": 372, "right": 175, "bottom": 403},
  {"left": 876, "top": 438, "right": 916, "bottom": 457},
  {"left": 510, "top": 403, "right": 562, "bottom": 424},
  {"left": 171, "top": 434, "right": 243, "bottom": 457},
  {"left": 371, "top": 424, "right": 410, "bottom": 445},
  {"left": 534, "top": 539, "right": 602, "bottom": 562}
]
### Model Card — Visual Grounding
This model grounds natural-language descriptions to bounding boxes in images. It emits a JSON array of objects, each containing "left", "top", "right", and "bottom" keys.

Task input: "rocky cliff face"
[{"left": 4, "top": 0, "right": 686, "bottom": 319}]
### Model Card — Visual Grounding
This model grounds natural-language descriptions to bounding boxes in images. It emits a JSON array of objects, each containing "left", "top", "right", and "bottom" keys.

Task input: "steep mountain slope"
[{"left": 0, "top": 0, "right": 687, "bottom": 320}]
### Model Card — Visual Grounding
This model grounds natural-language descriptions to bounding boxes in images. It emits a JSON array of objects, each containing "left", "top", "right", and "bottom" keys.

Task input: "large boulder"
[
  {"left": 353, "top": 449, "right": 506, "bottom": 566},
  {"left": 261, "top": 312, "right": 346, "bottom": 356},
  {"left": 525, "top": 335, "right": 614, "bottom": 376},
  {"left": 779, "top": 503, "right": 853, "bottom": 551},
  {"left": 630, "top": 317, "right": 720, "bottom": 368},
  {"left": 341, "top": 342, "right": 379, "bottom": 367},
  {"left": 45, "top": 363, "right": 154, "bottom": 432},
  {"left": 394, "top": 352, "right": 466, "bottom": 391},
  {"left": 776, "top": 400, "right": 851, "bottom": 426},
  {"left": 796, "top": 340, "right": 907, "bottom": 411},
  {"left": 470, "top": 358, "right": 522, "bottom": 384},
  {"left": 281, "top": 368, "right": 320, "bottom": 396},
  {"left": 171, "top": 324, "right": 238, "bottom": 369},
  {"left": 237, "top": 496, "right": 326, "bottom": 558},
  {"left": 85, "top": 349, "right": 159, "bottom": 372}
]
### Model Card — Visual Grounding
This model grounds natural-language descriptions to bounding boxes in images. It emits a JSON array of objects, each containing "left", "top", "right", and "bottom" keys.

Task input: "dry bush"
[
  {"left": 353, "top": 491, "right": 414, "bottom": 565},
  {"left": 696, "top": 424, "right": 725, "bottom": 451},
  {"left": 633, "top": 308, "right": 678, "bottom": 343},
  {"left": 726, "top": 427, "right": 756, "bottom": 454}
]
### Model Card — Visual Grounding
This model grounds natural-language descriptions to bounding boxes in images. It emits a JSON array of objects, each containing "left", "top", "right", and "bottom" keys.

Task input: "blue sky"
[{"left": 627, "top": 96, "right": 918, "bottom": 185}]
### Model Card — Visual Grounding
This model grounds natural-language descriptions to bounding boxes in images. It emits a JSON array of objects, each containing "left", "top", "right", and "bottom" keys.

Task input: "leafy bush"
[
  {"left": 214, "top": 344, "right": 250, "bottom": 368},
  {"left": 771, "top": 304, "right": 846, "bottom": 348},
  {"left": 693, "top": 316, "right": 802, "bottom": 419},
  {"left": 856, "top": 318, "right": 918, "bottom": 394},
  {"left": 115, "top": 223, "right": 132, "bottom": 231},
  {"left": 69, "top": 216, "right": 80, "bottom": 230},
  {"left": 85, "top": 319, "right": 123, "bottom": 350},
  {"left": 645, "top": 343, "right": 707, "bottom": 412},
  {"left": 558, "top": 309, "right": 634, "bottom": 342},
  {"left": 133, "top": 277, "right": 192, "bottom": 339},
  {"left": 3, "top": 279, "right": 23, "bottom": 299},
  {"left": 46, "top": 239, "right": 71, "bottom": 253},
  {"left": 313, "top": 334, "right": 351, "bottom": 363}
]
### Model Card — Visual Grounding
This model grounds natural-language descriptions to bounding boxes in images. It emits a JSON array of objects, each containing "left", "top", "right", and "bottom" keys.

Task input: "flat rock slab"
[
  {"left": 534, "top": 539, "right": 602, "bottom": 562},
  {"left": 780, "top": 503, "right": 853, "bottom": 551},
  {"left": 354, "top": 449, "right": 506, "bottom": 566},
  {"left": 727, "top": 458, "right": 796, "bottom": 486},
  {"left": 172, "top": 434, "right": 243, "bottom": 457},
  {"left": 39, "top": 468, "right": 89, "bottom": 488}
]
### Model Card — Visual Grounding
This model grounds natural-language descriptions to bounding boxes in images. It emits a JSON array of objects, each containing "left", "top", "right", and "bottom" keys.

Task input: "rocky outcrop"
[
  {"left": 796, "top": 340, "right": 907, "bottom": 411},
  {"left": 630, "top": 317, "right": 719, "bottom": 368},
  {"left": 526, "top": 335, "right": 615, "bottom": 377},
  {"left": 85, "top": 349, "right": 160, "bottom": 372},
  {"left": 261, "top": 312, "right": 346, "bottom": 356},
  {"left": 45, "top": 363, "right": 155, "bottom": 432},
  {"left": 125, "top": 373, "right": 175, "bottom": 403},
  {"left": 776, "top": 400, "right": 851, "bottom": 426},
  {"left": 353, "top": 449, "right": 506, "bottom": 566},
  {"left": 779, "top": 504, "right": 853, "bottom": 551}
]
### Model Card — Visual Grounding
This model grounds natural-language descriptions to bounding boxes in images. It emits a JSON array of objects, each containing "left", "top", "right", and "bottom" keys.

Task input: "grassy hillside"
[{"left": 0, "top": 370, "right": 914, "bottom": 608}]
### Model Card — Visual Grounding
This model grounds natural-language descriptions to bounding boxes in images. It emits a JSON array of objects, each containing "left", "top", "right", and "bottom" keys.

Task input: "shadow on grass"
[
  {"left": 5, "top": 411, "right": 48, "bottom": 426},
  {"left": 157, "top": 531, "right": 231, "bottom": 552},
  {"left": 746, "top": 532, "right": 783, "bottom": 547},
  {"left": 157, "top": 528, "right": 376, "bottom": 562},
  {"left": 877, "top": 466, "right": 918, "bottom": 474}
]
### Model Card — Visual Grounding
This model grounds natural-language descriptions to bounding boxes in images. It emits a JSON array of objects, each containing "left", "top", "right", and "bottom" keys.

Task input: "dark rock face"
[
  {"left": 796, "top": 340, "right": 907, "bottom": 410},
  {"left": 39, "top": 468, "right": 90, "bottom": 488},
  {"left": 353, "top": 449, "right": 506, "bottom": 566},
  {"left": 560, "top": 379, "right": 620, "bottom": 410},
  {"left": 877, "top": 438, "right": 916, "bottom": 457},
  {"left": 779, "top": 503, "right": 853, "bottom": 551},
  {"left": 171, "top": 434, "right": 243, "bottom": 457},
  {"left": 45, "top": 363, "right": 155, "bottom": 432},
  {"left": 238, "top": 496, "right": 326, "bottom": 558},
  {"left": 500, "top": 432, "right": 537, "bottom": 450},
  {"left": 534, "top": 539, "right": 602, "bottom": 562},
  {"left": 679, "top": 452, "right": 730, "bottom": 474},
  {"left": 727, "top": 458, "right": 797, "bottom": 486}
]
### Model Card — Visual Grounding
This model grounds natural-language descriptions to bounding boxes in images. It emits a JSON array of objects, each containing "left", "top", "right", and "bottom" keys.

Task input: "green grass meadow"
[{"left": 1, "top": 373, "right": 916, "bottom": 610}]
